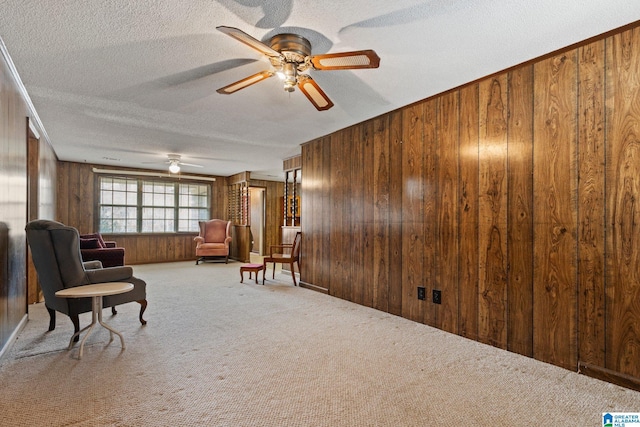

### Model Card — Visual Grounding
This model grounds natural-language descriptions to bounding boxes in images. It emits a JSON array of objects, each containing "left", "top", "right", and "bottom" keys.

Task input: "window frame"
[{"left": 96, "top": 175, "right": 211, "bottom": 234}]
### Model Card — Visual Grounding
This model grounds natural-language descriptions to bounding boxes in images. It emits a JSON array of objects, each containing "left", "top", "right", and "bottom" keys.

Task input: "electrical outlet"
[
  {"left": 432, "top": 289, "right": 442, "bottom": 304},
  {"left": 417, "top": 286, "right": 425, "bottom": 300}
]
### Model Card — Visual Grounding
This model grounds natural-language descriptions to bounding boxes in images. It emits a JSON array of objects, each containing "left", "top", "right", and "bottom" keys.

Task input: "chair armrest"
[
  {"left": 86, "top": 266, "right": 133, "bottom": 283},
  {"left": 194, "top": 236, "right": 204, "bottom": 245},
  {"left": 104, "top": 241, "right": 117, "bottom": 248},
  {"left": 83, "top": 260, "right": 103, "bottom": 270}
]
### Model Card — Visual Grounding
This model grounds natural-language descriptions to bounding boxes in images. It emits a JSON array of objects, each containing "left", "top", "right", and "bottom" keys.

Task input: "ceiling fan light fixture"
[
  {"left": 169, "top": 161, "right": 181, "bottom": 174},
  {"left": 282, "top": 62, "right": 297, "bottom": 92}
]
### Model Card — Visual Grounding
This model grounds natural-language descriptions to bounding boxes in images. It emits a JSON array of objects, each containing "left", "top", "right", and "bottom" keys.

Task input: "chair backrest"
[
  {"left": 199, "top": 219, "right": 231, "bottom": 245},
  {"left": 25, "top": 220, "right": 90, "bottom": 314},
  {"left": 291, "top": 232, "right": 301, "bottom": 260}
]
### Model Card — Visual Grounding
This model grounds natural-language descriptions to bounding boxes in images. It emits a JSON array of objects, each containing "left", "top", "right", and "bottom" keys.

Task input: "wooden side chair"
[{"left": 263, "top": 232, "right": 301, "bottom": 286}]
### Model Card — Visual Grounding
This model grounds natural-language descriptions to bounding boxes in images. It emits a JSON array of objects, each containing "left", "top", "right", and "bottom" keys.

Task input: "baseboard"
[
  {"left": 578, "top": 361, "right": 640, "bottom": 392},
  {"left": 299, "top": 281, "right": 329, "bottom": 294},
  {"left": 0, "top": 313, "right": 28, "bottom": 361}
]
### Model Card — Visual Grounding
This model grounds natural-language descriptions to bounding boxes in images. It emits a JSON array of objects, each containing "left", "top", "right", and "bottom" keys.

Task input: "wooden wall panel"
[
  {"left": 506, "top": 65, "right": 534, "bottom": 357},
  {"left": 532, "top": 51, "right": 578, "bottom": 370},
  {"left": 436, "top": 92, "right": 459, "bottom": 333},
  {"left": 361, "top": 122, "right": 375, "bottom": 308},
  {"left": 340, "top": 127, "right": 353, "bottom": 299},
  {"left": 605, "top": 27, "right": 640, "bottom": 378},
  {"left": 27, "top": 136, "right": 39, "bottom": 305},
  {"left": 388, "top": 111, "right": 403, "bottom": 316},
  {"left": 329, "top": 130, "right": 346, "bottom": 299},
  {"left": 320, "top": 137, "right": 332, "bottom": 291},
  {"left": 56, "top": 161, "right": 69, "bottom": 223},
  {"left": 300, "top": 143, "right": 323, "bottom": 286},
  {"left": 478, "top": 75, "right": 508, "bottom": 349},
  {"left": 373, "top": 116, "right": 390, "bottom": 312},
  {"left": 422, "top": 99, "right": 438, "bottom": 327},
  {"left": 577, "top": 40, "right": 606, "bottom": 367},
  {"left": 458, "top": 85, "right": 479, "bottom": 340},
  {"left": 401, "top": 102, "right": 425, "bottom": 323},
  {"left": 350, "top": 124, "right": 365, "bottom": 305},
  {"left": 300, "top": 141, "right": 315, "bottom": 285}
]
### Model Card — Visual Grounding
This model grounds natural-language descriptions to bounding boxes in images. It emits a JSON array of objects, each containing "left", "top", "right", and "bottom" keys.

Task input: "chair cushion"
[
  {"left": 204, "top": 227, "right": 226, "bottom": 243},
  {"left": 199, "top": 243, "right": 226, "bottom": 249},
  {"left": 79, "top": 237, "right": 101, "bottom": 249},
  {"left": 80, "top": 232, "right": 106, "bottom": 248}
]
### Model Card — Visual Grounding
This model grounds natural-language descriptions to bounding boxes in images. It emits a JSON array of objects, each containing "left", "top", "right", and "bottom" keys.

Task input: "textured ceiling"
[{"left": 1, "top": 1, "right": 639, "bottom": 180}]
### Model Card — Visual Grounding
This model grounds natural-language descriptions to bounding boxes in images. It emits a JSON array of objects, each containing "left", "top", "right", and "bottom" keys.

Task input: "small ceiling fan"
[
  {"left": 216, "top": 26, "right": 380, "bottom": 111},
  {"left": 144, "top": 154, "right": 203, "bottom": 174}
]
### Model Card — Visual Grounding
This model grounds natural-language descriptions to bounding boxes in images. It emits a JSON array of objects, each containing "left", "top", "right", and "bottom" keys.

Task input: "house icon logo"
[{"left": 603, "top": 413, "right": 613, "bottom": 427}]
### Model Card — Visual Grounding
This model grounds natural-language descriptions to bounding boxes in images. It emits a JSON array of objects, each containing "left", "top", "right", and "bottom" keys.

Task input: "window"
[
  {"left": 99, "top": 177, "right": 138, "bottom": 233},
  {"left": 98, "top": 176, "right": 210, "bottom": 233},
  {"left": 178, "top": 183, "right": 210, "bottom": 232},
  {"left": 142, "top": 181, "right": 175, "bottom": 233}
]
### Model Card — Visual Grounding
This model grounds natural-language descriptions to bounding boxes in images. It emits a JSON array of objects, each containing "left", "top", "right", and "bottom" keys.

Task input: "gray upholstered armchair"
[{"left": 25, "top": 220, "right": 147, "bottom": 338}]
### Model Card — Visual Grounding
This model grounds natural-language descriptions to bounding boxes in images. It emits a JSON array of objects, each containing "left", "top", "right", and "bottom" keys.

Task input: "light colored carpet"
[{"left": 0, "top": 260, "right": 638, "bottom": 426}]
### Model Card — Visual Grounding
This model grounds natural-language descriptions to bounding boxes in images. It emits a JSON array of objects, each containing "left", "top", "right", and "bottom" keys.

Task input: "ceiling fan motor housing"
[
  {"left": 269, "top": 33, "right": 312, "bottom": 62},
  {"left": 269, "top": 34, "right": 312, "bottom": 92}
]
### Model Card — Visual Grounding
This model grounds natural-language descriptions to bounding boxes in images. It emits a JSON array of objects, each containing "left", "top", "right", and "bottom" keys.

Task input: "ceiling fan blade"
[
  {"left": 297, "top": 75, "right": 334, "bottom": 111},
  {"left": 179, "top": 162, "right": 203, "bottom": 168},
  {"left": 217, "top": 26, "right": 282, "bottom": 59},
  {"left": 310, "top": 49, "right": 380, "bottom": 70},
  {"left": 216, "top": 71, "right": 274, "bottom": 94}
]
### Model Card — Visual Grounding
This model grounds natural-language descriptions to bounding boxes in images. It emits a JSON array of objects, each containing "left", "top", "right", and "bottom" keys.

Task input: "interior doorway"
[{"left": 249, "top": 187, "right": 265, "bottom": 255}]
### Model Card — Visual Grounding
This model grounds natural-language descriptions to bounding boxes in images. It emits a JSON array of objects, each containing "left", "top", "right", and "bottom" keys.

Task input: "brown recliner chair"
[
  {"left": 194, "top": 219, "right": 232, "bottom": 264},
  {"left": 25, "top": 220, "right": 147, "bottom": 339}
]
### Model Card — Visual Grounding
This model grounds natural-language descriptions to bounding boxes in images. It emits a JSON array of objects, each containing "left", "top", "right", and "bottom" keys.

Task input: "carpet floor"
[{"left": 0, "top": 260, "right": 639, "bottom": 426}]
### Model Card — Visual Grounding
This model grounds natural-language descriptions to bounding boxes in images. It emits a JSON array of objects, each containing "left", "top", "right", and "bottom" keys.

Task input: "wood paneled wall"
[
  {"left": 0, "top": 50, "right": 28, "bottom": 352},
  {"left": 56, "top": 161, "right": 228, "bottom": 264},
  {"left": 301, "top": 24, "right": 640, "bottom": 384}
]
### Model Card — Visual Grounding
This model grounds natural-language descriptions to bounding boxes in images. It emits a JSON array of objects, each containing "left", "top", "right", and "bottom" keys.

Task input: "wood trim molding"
[
  {"left": 578, "top": 362, "right": 640, "bottom": 392},
  {"left": 299, "top": 281, "right": 329, "bottom": 294}
]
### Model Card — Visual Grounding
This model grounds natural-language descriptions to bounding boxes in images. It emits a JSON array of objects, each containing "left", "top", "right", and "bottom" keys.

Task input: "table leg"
[
  {"left": 71, "top": 296, "right": 126, "bottom": 359},
  {"left": 69, "top": 321, "right": 94, "bottom": 351},
  {"left": 97, "top": 297, "right": 126, "bottom": 350},
  {"left": 76, "top": 297, "right": 101, "bottom": 359}
]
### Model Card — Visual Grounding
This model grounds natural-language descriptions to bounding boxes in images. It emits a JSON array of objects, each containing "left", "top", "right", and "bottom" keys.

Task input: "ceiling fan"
[
  {"left": 216, "top": 26, "right": 380, "bottom": 111},
  {"left": 144, "top": 154, "right": 203, "bottom": 174}
]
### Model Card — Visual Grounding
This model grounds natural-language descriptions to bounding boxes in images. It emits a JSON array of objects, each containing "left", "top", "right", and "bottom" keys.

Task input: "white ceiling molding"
[{"left": 0, "top": 35, "right": 50, "bottom": 146}]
